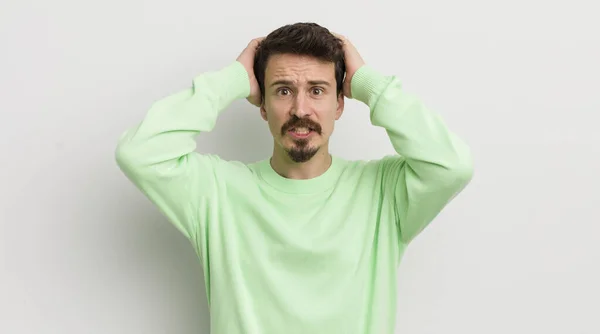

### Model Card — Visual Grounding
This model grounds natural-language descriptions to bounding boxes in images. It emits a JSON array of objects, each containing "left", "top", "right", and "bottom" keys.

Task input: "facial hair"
[
  {"left": 286, "top": 138, "right": 319, "bottom": 163},
  {"left": 281, "top": 116, "right": 322, "bottom": 163}
]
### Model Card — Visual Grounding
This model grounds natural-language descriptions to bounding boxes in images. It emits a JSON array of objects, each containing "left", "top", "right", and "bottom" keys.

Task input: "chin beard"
[{"left": 286, "top": 139, "right": 319, "bottom": 163}]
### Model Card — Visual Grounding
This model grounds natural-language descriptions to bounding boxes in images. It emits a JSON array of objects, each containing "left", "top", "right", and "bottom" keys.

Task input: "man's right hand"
[{"left": 236, "top": 37, "right": 264, "bottom": 107}]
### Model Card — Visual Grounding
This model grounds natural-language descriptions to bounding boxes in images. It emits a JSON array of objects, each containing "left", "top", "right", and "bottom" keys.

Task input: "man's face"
[{"left": 260, "top": 53, "right": 344, "bottom": 163}]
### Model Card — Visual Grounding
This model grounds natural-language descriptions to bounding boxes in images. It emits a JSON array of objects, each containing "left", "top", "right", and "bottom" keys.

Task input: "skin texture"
[
  {"left": 261, "top": 54, "right": 344, "bottom": 174},
  {"left": 236, "top": 34, "right": 365, "bottom": 179}
]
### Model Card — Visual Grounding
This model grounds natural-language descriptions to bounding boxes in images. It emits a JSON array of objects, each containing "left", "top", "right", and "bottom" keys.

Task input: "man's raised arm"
[
  {"left": 338, "top": 35, "right": 474, "bottom": 244},
  {"left": 115, "top": 39, "right": 263, "bottom": 240}
]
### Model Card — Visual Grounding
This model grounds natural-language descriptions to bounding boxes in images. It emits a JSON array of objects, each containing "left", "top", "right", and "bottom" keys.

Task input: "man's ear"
[
  {"left": 260, "top": 101, "right": 267, "bottom": 121},
  {"left": 335, "top": 93, "right": 345, "bottom": 120}
]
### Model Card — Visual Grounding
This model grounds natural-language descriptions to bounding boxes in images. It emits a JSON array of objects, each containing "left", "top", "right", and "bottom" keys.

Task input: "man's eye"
[
  {"left": 278, "top": 88, "right": 291, "bottom": 95},
  {"left": 312, "top": 88, "right": 323, "bottom": 95}
]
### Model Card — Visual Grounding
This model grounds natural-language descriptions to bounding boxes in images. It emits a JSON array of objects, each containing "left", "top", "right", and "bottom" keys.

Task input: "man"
[{"left": 116, "top": 22, "right": 473, "bottom": 334}]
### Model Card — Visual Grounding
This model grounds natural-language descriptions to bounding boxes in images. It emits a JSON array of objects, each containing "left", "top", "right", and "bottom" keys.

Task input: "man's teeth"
[{"left": 292, "top": 127, "right": 310, "bottom": 134}]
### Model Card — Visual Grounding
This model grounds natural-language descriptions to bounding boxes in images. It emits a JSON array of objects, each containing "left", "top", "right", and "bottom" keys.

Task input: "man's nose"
[{"left": 291, "top": 94, "right": 312, "bottom": 118}]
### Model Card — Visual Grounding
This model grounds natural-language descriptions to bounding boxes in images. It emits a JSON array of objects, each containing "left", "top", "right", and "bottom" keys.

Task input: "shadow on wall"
[{"left": 200, "top": 99, "right": 274, "bottom": 163}]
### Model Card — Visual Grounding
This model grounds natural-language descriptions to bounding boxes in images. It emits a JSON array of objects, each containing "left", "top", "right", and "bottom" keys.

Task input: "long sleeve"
[
  {"left": 351, "top": 65, "right": 474, "bottom": 244},
  {"left": 115, "top": 61, "right": 250, "bottom": 241}
]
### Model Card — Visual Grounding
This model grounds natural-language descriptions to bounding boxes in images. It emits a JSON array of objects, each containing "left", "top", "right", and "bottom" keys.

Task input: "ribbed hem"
[{"left": 350, "top": 65, "right": 390, "bottom": 109}]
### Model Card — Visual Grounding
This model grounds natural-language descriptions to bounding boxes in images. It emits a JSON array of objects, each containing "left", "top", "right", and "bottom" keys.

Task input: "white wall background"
[{"left": 1, "top": 0, "right": 598, "bottom": 333}]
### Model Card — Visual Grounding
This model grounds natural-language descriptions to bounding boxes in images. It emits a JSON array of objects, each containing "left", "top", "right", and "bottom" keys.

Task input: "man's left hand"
[{"left": 333, "top": 33, "right": 365, "bottom": 99}]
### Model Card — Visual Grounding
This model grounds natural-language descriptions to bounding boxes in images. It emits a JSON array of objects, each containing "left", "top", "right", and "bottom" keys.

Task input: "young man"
[{"left": 116, "top": 22, "right": 473, "bottom": 334}]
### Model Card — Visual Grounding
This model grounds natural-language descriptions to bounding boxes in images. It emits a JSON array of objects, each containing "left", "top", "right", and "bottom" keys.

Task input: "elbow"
[
  {"left": 444, "top": 148, "right": 474, "bottom": 189},
  {"left": 114, "top": 141, "right": 133, "bottom": 173},
  {"left": 114, "top": 135, "right": 143, "bottom": 175},
  {"left": 452, "top": 159, "right": 474, "bottom": 187},
  {"left": 114, "top": 141, "right": 130, "bottom": 168},
  {"left": 453, "top": 146, "right": 474, "bottom": 179}
]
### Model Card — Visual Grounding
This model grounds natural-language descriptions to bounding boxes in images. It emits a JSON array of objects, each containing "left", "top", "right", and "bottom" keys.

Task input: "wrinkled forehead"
[{"left": 265, "top": 54, "right": 335, "bottom": 86}]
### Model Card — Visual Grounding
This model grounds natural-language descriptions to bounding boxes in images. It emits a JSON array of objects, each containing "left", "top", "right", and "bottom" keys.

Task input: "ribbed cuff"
[
  {"left": 350, "top": 65, "right": 389, "bottom": 108},
  {"left": 218, "top": 61, "right": 251, "bottom": 101}
]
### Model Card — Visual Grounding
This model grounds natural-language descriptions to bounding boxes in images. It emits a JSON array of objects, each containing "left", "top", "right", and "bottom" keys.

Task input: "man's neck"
[{"left": 270, "top": 148, "right": 332, "bottom": 180}]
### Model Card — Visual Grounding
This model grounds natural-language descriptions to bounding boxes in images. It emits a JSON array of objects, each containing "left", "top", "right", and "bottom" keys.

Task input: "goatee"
[
  {"left": 281, "top": 116, "right": 322, "bottom": 163},
  {"left": 286, "top": 139, "right": 319, "bottom": 163}
]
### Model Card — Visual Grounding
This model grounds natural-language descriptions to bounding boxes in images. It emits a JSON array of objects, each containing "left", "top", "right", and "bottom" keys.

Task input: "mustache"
[{"left": 281, "top": 116, "right": 322, "bottom": 135}]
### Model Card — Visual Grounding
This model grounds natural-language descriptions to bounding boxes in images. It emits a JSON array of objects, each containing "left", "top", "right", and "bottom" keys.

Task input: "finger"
[
  {"left": 251, "top": 37, "right": 265, "bottom": 45},
  {"left": 331, "top": 32, "right": 347, "bottom": 41},
  {"left": 246, "top": 38, "right": 260, "bottom": 49}
]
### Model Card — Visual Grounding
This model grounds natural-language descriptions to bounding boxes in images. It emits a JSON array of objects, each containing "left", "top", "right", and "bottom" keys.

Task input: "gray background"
[{"left": 1, "top": 0, "right": 598, "bottom": 333}]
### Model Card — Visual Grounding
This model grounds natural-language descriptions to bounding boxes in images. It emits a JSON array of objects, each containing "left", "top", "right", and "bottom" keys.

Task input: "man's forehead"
[
  {"left": 266, "top": 55, "right": 335, "bottom": 80},
  {"left": 266, "top": 69, "right": 335, "bottom": 87}
]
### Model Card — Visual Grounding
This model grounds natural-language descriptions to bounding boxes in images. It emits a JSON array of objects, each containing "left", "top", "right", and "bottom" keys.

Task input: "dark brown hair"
[{"left": 253, "top": 22, "right": 346, "bottom": 98}]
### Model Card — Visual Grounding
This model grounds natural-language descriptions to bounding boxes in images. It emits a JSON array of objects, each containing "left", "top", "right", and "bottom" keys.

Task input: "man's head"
[{"left": 253, "top": 22, "right": 346, "bottom": 163}]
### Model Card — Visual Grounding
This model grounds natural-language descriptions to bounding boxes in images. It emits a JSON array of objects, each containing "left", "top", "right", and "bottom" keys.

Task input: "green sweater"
[{"left": 115, "top": 60, "right": 473, "bottom": 334}]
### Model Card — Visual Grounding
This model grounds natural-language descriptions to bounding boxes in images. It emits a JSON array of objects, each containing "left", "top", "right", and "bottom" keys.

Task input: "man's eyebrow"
[
  {"left": 270, "top": 80, "right": 332, "bottom": 87},
  {"left": 308, "top": 80, "right": 331, "bottom": 86}
]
